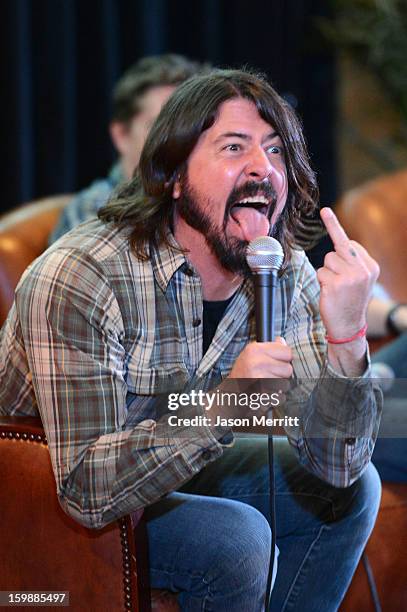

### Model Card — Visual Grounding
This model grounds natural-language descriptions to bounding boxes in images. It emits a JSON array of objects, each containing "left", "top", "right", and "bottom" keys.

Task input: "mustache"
[{"left": 225, "top": 181, "right": 278, "bottom": 218}]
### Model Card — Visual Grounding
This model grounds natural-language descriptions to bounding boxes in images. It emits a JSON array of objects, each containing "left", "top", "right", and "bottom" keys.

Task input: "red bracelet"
[{"left": 326, "top": 324, "right": 368, "bottom": 345}]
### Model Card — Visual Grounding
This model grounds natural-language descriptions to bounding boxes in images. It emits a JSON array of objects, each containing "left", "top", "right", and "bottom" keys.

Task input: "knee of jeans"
[
  {"left": 208, "top": 502, "right": 272, "bottom": 587},
  {"left": 348, "top": 462, "right": 382, "bottom": 530}
]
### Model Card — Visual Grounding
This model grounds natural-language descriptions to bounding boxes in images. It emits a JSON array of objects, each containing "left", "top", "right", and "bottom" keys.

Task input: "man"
[
  {"left": 0, "top": 69, "right": 381, "bottom": 611},
  {"left": 49, "top": 53, "right": 207, "bottom": 243}
]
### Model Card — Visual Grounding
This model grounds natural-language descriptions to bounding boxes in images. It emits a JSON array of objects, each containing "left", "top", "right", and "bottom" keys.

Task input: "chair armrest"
[
  {"left": 0, "top": 415, "right": 45, "bottom": 438},
  {"left": 0, "top": 415, "right": 146, "bottom": 611}
]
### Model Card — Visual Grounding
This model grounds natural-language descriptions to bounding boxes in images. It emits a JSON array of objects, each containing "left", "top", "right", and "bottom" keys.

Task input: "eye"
[
  {"left": 223, "top": 143, "right": 241, "bottom": 152},
  {"left": 266, "top": 145, "right": 283, "bottom": 155}
]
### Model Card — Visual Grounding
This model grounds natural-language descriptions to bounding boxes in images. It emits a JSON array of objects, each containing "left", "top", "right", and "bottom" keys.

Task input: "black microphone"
[
  {"left": 246, "top": 235, "right": 284, "bottom": 610},
  {"left": 246, "top": 236, "right": 284, "bottom": 342}
]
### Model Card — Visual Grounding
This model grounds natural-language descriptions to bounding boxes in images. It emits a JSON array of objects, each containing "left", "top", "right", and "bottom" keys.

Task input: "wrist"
[
  {"left": 326, "top": 323, "right": 368, "bottom": 345},
  {"left": 327, "top": 336, "right": 368, "bottom": 377}
]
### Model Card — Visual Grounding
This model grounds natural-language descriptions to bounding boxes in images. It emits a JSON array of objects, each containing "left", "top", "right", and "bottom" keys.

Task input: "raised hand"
[{"left": 317, "top": 207, "right": 380, "bottom": 341}]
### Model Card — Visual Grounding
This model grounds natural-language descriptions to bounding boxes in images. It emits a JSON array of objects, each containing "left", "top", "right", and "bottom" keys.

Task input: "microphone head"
[{"left": 246, "top": 236, "right": 284, "bottom": 273}]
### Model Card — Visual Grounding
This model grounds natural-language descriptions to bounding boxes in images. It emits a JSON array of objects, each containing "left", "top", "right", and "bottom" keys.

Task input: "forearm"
[{"left": 58, "top": 417, "right": 225, "bottom": 529}]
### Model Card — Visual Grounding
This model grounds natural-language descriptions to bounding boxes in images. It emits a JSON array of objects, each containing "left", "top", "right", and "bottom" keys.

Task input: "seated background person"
[
  {"left": 50, "top": 53, "right": 207, "bottom": 243},
  {"left": 2, "top": 68, "right": 382, "bottom": 611}
]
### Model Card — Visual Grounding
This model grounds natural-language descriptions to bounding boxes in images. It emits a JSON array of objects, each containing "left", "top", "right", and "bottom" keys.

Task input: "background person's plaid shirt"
[{"left": 0, "top": 219, "right": 381, "bottom": 528}]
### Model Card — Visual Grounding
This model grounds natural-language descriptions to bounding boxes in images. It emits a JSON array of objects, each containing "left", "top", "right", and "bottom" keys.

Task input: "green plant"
[{"left": 319, "top": 0, "right": 407, "bottom": 124}]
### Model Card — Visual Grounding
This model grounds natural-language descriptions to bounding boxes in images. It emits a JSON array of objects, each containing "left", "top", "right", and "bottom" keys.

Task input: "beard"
[
  {"left": 176, "top": 176, "right": 281, "bottom": 277},
  {"left": 176, "top": 179, "right": 249, "bottom": 276}
]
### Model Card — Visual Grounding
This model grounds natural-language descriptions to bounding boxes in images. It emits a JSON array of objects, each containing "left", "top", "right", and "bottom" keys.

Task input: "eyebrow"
[{"left": 214, "top": 130, "right": 278, "bottom": 144}]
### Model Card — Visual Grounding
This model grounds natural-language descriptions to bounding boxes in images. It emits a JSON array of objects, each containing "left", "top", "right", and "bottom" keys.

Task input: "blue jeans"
[{"left": 145, "top": 436, "right": 381, "bottom": 611}]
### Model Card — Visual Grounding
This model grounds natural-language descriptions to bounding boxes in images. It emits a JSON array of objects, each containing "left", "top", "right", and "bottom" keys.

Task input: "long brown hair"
[{"left": 99, "top": 68, "right": 319, "bottom": 263}]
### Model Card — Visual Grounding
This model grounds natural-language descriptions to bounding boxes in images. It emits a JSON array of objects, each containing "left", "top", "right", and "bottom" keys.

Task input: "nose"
[{"left": 244, "top": 148, "right": 273, "bottom": 181}]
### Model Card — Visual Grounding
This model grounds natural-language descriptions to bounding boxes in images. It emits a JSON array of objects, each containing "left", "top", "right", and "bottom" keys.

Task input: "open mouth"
[
  {"left": 230, "top": 195, "right": 271, "bottom": 224},
  {"left": 224, "top": 183, "right": 277, "bottom": 241}
]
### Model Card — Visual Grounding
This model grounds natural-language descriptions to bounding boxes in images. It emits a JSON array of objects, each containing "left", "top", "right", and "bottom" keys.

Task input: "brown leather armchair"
[
  {"left": 0, "top": 417, "right": 145, "bottom": 612},
  {"left": 0, "top": 195, "right": 71, "bottom": 325},
  {"left": 0, "top": 198, "right": 180, "bottom": 611},
  {"left": 337, "top": 170, "right": 407, "bottom": 611},
  {"left": 336, "top": 168, "right": 407, "bottom": 302}
]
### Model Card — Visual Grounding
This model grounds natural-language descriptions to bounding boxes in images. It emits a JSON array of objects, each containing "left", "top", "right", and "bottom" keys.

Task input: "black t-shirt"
[{"left": 202, "top": 295, "right": 234, "bottom": 355}]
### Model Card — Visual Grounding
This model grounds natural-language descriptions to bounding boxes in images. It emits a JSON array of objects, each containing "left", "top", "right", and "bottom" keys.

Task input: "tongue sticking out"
[{"left": 231, "top": 207, "right": 270, "bottom": 241}]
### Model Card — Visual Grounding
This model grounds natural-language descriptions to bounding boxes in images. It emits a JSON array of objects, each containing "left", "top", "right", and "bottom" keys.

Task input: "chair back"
[
  {"left": 0, "top": 195, "right": 71, "bottom": 325},
  {"left": 336, "top": 169, "right": 407, "bottom": 301}
]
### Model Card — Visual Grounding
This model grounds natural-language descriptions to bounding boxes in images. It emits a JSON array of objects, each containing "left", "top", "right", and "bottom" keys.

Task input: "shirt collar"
[
  {"left": 150, "top": 231, "right": 189, "bottom": 292},
  {"left": 149, "top": 229, "right": 258, "bottom": 301}
]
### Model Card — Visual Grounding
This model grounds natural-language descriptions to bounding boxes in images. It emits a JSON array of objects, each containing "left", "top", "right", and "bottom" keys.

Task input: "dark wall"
[{"left": 1, "top": 0, "right": 336, "bottom": 214}]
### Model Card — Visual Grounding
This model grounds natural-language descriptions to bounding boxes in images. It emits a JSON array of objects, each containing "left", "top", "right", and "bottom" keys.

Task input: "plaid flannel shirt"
[{"left": 0, "top": 219, "right": 382, "bottom": 528}]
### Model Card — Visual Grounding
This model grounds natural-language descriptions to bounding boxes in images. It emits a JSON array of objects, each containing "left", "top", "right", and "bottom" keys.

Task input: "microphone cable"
[{"left": 265, "top": 433, "right": 277, "bottom": 610}]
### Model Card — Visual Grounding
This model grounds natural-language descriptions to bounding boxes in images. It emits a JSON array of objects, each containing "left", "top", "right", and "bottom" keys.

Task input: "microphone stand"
[{"left": 253, "top": 272, "right": 278, "bottom": 612}]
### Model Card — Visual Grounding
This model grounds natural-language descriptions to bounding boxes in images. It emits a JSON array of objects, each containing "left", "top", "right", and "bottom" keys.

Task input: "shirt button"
[
  {"left": 192, "top": 318, "right": 201, "bottom": 327},
  {"left": 184, "top": 266, "right": 194, "bottom": 276},
  {"left": 202, "top": 449, "right": 212, "bottom": 461},
  {"left": 219, "top": 432, "right": 234, "bottom": 446},
  {"left": 345, "top": 437, "right": 356, "bottom": 446}
]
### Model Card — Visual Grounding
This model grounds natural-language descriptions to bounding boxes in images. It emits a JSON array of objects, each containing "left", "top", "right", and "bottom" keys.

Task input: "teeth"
[{"left": 236, "top": 196, "right": 269, "bottom": 205}]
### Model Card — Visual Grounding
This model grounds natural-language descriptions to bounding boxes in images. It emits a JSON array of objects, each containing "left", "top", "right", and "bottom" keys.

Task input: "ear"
[
  {"left": 109, "top": 121, "right": 130, "bottom": 157},
  {"left": 172, "top": 174, "right": 181, "bottom": 199}
]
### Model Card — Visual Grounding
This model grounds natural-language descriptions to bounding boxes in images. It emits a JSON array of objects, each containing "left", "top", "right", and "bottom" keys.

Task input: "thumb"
[{"left": 275, "top": 336, "right": 287, "bottom": 346}]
